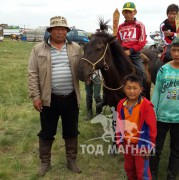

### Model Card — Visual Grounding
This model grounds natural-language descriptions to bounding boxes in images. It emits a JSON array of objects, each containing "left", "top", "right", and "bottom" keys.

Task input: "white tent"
[{"left": 25, "top": 26, "right": 47, "bottom": 42}]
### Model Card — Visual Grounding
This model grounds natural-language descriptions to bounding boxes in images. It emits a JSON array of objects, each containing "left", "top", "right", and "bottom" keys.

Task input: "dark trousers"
[
  {"left": 38, "top": 93, "right": 79, "bottom": 140},
  {"left": 85, "top": 76, "right": 101, "bottom": 102},
  {"left": 150, "top": 121, "right": 179, "bottom": 172},
  {"left": 85, "top": 76, "right": 101, "bottom": 109}
]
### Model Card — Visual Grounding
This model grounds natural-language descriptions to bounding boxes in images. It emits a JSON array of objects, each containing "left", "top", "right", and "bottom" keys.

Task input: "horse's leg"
[{"left": 141, "top": 53, "right": 152, "bottom": 100}]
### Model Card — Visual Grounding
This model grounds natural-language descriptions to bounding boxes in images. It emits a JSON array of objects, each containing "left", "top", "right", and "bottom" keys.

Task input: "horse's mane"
[
  {"left": 98, "top": 17, "right": 111, "bottom": 32},
  {"left": 95, "top": 18, "right": 135, "bottom": 78},
  {"left": 110, "top": 41, "right": 135, "bottom": 76}
]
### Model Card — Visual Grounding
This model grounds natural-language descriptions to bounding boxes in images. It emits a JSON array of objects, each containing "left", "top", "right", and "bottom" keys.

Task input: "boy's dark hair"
[
  {"left": 124, "top": 74, "right": 143, "bottom": 87},
  {"left": 166, "top": 4, "right": 179, "bottom": 15}
]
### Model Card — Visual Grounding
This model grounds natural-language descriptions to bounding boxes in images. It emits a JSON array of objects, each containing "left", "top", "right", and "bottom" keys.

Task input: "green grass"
[{"left": 0, "top": 38, "right": 173, "bottom": 180}]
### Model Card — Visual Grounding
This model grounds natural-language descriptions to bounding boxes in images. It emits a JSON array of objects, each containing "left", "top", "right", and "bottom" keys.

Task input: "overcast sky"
[{"left": 0, "top": 0, "right": 178, "bottom": 39}]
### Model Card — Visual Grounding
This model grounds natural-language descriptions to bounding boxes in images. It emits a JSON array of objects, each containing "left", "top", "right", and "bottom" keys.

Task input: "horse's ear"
[{"left": 107, "top": 36, "right": 117, "bottom": 44}]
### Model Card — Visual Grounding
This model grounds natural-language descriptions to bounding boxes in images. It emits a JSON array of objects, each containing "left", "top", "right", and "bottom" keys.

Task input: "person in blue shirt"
[{"left": 150, "top": 37, "right": 179, "bottom": 180}]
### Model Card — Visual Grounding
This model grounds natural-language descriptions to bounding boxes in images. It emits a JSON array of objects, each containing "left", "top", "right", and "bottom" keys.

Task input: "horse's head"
[{"left": 77, "top": 32, "right": 116, "bottom": 82}]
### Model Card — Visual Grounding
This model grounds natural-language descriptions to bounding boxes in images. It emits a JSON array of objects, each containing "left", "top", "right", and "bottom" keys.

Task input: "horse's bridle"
[
  {"left": 81, "top": 43, "right": 124, "bottom": 91},
  {"left": 81, "top": 43, "right": 109, "bottom": 72}
]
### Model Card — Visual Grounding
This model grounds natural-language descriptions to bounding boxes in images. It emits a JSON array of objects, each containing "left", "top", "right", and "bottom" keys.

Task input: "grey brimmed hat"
[{"left": 47, "top": 16, "right": 71, "bottom": 32}]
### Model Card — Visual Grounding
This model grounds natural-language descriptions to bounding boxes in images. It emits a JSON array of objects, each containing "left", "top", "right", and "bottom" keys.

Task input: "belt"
[{"left": 52, "top": 91, "right": 76, "bottom": 99}]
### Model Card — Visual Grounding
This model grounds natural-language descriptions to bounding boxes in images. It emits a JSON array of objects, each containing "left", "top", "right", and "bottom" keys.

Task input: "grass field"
[{"left": 0, "top": 39, "right": 172, "bottom": 180}]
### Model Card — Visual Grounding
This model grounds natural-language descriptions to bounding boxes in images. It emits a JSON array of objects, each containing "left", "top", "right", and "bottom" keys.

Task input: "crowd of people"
[{"left": 28, "top": 2, "right": 179, "bottom": 180}]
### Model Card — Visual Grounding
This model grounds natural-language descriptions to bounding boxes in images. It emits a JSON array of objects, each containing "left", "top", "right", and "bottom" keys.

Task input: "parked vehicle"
[
  {"left": 3, "top": 29, "right": 22, "bottom": 37},
  {"left": 148, "top": 31, "right": 164, "bottom": 52},
  {"left": 67, "top": 28, "right": 89, "bottom": 48},
  {"left": 44, "top": 30, "right": 50, "bottom": 41}
]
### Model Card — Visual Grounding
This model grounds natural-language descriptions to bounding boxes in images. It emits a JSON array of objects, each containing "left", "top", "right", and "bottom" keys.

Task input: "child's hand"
[
  {"left": 164, "top": 31, "right": 173, "bottom": 37},
  {"left": 124, "top": 50, "right": 131, "bottom": 56}
]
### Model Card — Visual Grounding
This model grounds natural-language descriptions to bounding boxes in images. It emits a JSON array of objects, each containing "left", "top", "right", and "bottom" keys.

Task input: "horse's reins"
[
  {"left": 91, "top": 71, "right": 124, "bottom": 91},
  {"left": 81, "top": 43, "right": 109, "bottom": 71},
  {"left": 81, "top": 43, "right": 124, "bottom": 91}
]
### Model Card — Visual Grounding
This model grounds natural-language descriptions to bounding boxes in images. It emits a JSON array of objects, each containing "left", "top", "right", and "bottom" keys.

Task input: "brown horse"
[
  {"left": 77, "top": 19, "right": 152, "bottom": 108},
  {"left": 141, "top": 48, "right": 165, "bottom": 84}
]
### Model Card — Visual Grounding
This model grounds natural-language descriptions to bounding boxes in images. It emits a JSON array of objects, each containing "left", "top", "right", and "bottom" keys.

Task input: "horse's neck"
[
  {"left": 101, "top": 65, "right": 121, "bottom": 88},
  {"left": 100, "top": 49, "right": 124, "bottom": 88}
]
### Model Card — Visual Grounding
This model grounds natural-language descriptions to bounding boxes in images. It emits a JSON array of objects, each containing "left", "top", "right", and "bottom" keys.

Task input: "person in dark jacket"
[{"left": 160, "top": 4, "right": 179, "bottom": 63}]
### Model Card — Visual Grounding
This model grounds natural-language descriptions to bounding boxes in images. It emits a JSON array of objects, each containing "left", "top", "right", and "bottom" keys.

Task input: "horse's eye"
[{"left": 96, "top": 47, "right": 102, "bottom": 51}]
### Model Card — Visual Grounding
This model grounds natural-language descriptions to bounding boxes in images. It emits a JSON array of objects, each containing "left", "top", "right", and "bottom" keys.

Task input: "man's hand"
[
  {"left": 33, "top": 98, "right": 43, "bottom": 112},
  {"left": 164, "top": 31, "right": 173, "bottom": 37}
]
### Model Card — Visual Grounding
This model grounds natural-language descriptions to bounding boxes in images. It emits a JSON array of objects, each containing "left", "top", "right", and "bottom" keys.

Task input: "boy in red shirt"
[
  {"left": 116, "top": 74, "right": 157, "bottom": 180},
  {"left": 117, "top": 2, "right": 147, "bottom": 91}
]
